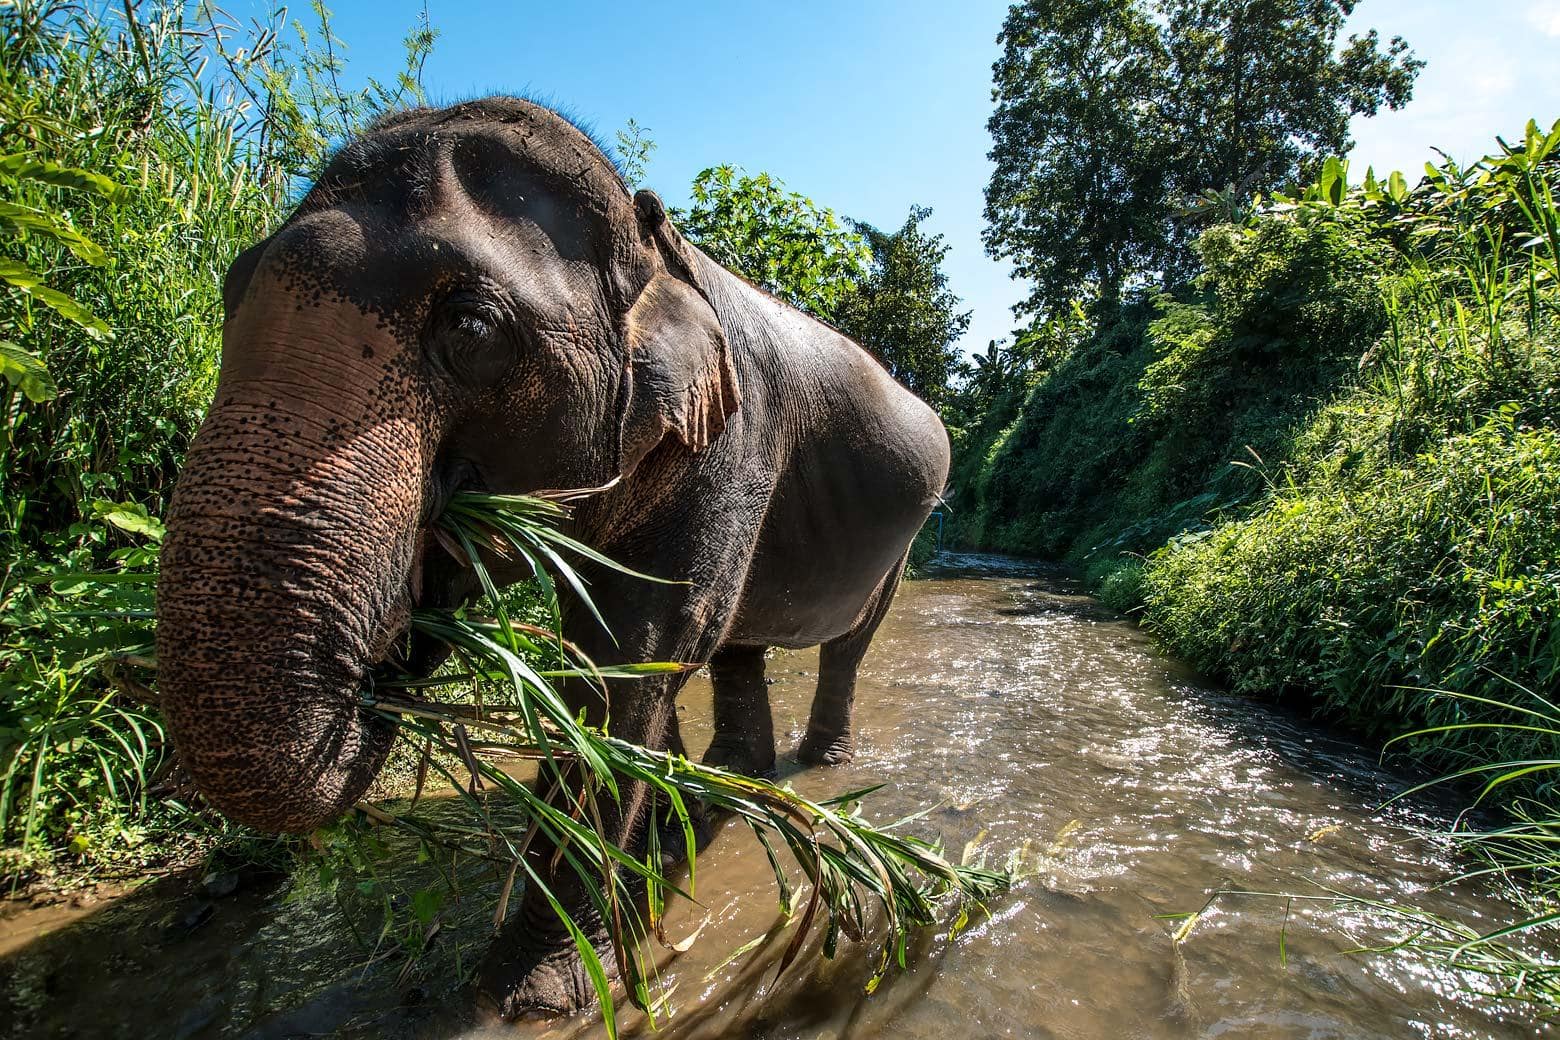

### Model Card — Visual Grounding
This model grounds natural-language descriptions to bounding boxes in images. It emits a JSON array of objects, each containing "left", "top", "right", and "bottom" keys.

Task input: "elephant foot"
[
  {"left": 796, "top": 730, "right": 854, "bottom": 766},
  {"left": 653, "top": 794, "right": 720, "bottom": 870},
  {"left": 477, "top": 917, "right": 608, "bottom": 1020},
  {"left": 701, "top": 738, "right": 777, "bottom": 782}
]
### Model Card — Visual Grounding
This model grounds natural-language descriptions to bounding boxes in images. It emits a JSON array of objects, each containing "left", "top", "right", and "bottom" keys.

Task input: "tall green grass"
[
  {"left": 954, "top": 120, "right": 1559, "bottom": 775},
  {"left": 1142, "top": 124, "right": 1560, "bottom": 774},
  {"left": 1139, "top": 129, "right": 1560, "bottom": 1004},
  {"left": 0, "top": 0, "right": 432, "bottom": 873}
]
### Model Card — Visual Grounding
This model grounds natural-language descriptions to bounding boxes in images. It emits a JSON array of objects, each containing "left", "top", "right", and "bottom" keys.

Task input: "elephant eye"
[
  {"left": 452, "top": 308, "right": 495, "bottom": 340},
  {"left": 428, "top": 291, "right": 515, "bottom": 386}
]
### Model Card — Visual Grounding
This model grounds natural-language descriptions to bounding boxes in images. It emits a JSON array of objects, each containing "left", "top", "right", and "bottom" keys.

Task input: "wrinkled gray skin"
[{"left": 155, "top": 97, "right": 948, "bottom": 1019}]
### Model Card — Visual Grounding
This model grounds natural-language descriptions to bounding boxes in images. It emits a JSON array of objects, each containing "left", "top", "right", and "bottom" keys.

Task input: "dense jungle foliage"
[{"left": 955, "top": 140, "right": 1559, "bottom": 766}]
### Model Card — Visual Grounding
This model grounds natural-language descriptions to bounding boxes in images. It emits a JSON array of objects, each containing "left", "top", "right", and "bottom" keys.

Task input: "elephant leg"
[
  {"left": 797, "top": 552, "right": 908, "bottom": 766},
  {"left": 703, "top": 643, "right": 776, "bottom": 779},
  {"left": 642, "top": 643, "right": 775, "bottom": 867},
  {"left": 476, "top": 679, "right": 686, "bottom": 1020},
  {"left": 478, "top": 555, "right": 747, "bottom": 1019}
]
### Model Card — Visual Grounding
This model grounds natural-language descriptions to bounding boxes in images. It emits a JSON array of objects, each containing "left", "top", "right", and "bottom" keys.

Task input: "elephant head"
[{"left": 156, "top": 98, "right": 740, "bottom": 833}]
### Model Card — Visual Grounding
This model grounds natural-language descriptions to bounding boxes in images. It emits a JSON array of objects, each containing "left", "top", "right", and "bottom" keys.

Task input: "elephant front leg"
[
  {"left": 703, "top": 643, "right": 777, "bottom": 779},
  {"left": 476, "top": 723, "right": 664, "bottom": 1021},
  {"left": 647, "top": 643, "right": 775, "bottom": 870},
  {"left": 476, "top": 847, "right": 611, "bottom": 1019},
  {"left": 477, "top": 598, "right": 736, "bottom": 1018}
]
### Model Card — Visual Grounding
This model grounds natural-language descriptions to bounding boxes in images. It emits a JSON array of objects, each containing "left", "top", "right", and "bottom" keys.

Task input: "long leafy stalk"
[{"left": 353, "top": 489, "right": 1007, "bottom": 1033}]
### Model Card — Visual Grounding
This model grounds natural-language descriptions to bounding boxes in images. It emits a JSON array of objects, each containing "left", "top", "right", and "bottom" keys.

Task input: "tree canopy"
[
  {"left": 676, "top": 164, "right": 870, "bottom": 321},
  {"left": 836, "top": 207, "right": 972, "bottom": 409},
  {"left": 673, "top": 168, "right": 969, "bottom": 407},
  {"left": 984, "top": 0, "right": 1423, "bottom": 318}
]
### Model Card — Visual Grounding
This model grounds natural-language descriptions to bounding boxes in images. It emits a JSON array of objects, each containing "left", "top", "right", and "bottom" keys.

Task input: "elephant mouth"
[{"left": 370, "top": 457, "right": 488, "bottom": 686}]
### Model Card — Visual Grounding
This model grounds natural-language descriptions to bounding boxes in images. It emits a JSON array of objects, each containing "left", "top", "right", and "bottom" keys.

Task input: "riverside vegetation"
[
  {"left": 947, "top": 0, "right": 1560, "bottom": 1007},
  {"left": 3, "top": 0, "right": 1559, "bottom": 1025}
]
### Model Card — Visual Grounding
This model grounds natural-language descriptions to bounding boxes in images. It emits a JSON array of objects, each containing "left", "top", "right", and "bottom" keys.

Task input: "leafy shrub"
[
  {"left": 1093, "top": 558, "right": 1145, "bottom": 614},
  {"left": 1142, "top": 416, "right": 1560, "bottom": 765},
  {"left": 952, "top": 209, "right": 1384, "bottom": 567},
  {"left": 906, "top": 518, "right": 942, "bottom": 574},
  {"left": 1138, "top": 215, "right": 1389, "bottom": 426}
]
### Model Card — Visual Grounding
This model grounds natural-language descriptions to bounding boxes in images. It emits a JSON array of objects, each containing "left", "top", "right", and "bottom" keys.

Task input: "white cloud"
[
  {"left": 1469, "top": 66, "right": 1517, "bottom": 101},
  {"left": 1526, "top": 1, "right": 1560, "bottom": 36}
]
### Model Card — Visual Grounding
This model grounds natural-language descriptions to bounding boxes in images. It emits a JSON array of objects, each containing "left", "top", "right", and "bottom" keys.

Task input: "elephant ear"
[{"left": 617, "top": 191, "right": 741, "bottom": 474}]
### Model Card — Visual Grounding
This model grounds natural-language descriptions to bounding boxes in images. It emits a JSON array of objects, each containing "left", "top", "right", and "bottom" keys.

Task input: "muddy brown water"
[{"left": 0, "top": 553, "right": 1545, "bottom": 1039}]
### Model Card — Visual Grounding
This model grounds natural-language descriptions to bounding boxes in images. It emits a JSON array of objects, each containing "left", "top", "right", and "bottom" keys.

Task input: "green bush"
[
  {"left": 1093, "top": 558, "right": 1145, "bottom": 614},
  {"left": 953, "top": 209, "right": 1386, "bottom": 566},
  {"left": 906, "top": 519, "right": 942, "bottom": 574},
  {"left": 1143, "top": 416, "right": 1560, "bottom": 761},
  {"left": 1138, "top": 215, "right": 1389, "bottom": 427}
]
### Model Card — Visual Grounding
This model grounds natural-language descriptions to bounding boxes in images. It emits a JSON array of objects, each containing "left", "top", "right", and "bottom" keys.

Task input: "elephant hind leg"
[{"left": 797, "top": 551, "right": 909, "bottom": 767}]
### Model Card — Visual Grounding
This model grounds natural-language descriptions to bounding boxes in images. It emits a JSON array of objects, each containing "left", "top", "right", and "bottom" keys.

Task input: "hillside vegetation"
[
  {"left": 946, "top": 119, "right": 1560, "bottom": 995},
  {"left": 954, "top": 136, "right": 1560, "bottom": 780}
]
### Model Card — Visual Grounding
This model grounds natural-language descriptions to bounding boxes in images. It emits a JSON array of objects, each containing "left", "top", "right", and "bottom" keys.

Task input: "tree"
[
  {"left": 984, "top": 0, "right": 1422, "bottom": 318},
  {"left": 984, "top": 0, "right": 1172, "bottom": 319},
  {"left": 1159, "top": 1, "right": 1421, "bottom": 205},
  {"left": 676, "top": 165, "right": 870, "bottom": 321},
  {"left": 835, "top": 206, "right": 971, "bottom": 409}
]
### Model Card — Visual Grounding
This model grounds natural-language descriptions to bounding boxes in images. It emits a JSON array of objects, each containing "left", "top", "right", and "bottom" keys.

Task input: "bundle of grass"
[{"left": 351, "top": 488, "right": 1007, "bottom": 1031}]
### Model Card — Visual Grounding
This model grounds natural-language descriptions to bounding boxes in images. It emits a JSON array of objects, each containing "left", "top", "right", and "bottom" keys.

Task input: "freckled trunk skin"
[{"left": 156, "top": 296, "right": 434, "bottom": 834}]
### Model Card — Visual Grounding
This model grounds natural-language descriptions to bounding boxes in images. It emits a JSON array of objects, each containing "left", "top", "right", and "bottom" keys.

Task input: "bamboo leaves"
[
  {"left": 0, "top": 153, "right": 123, "bottom": 341},
  {"left": 0, "top": 338, "right": 57, "bottom": 402},
  {"left": 355, "top": 490, "right": 1008, "bottom": 1030}
]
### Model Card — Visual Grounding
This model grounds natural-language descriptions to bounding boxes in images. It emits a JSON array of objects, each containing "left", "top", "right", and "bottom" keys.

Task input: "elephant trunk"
[{"left": 156, "top": 374, "right": 429, "bottom": 833}]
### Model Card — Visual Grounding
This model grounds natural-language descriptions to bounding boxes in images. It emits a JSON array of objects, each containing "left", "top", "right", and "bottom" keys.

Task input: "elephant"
[{"left": 154, "top": 96, "right": 948, "bottom": 1019}]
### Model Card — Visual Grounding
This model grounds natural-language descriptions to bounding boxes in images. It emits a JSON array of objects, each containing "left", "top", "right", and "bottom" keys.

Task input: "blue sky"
[{"left": 289, "top": 1, "right": 1560, "bottom": 356}]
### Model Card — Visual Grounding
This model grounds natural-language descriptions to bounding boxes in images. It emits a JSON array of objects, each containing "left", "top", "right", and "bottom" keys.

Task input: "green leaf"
[
  {"left": 0, "top": 340, "right": 58, "bottom": 402},
  {"left": 0, "top": 154, "right": 127, "bottom": 202},
  {"left": 1319, "top": 156, "right": 1347, "bottom": 206},
  {"left": 0, "top": 202, "right": 109, "bottom": 264},
  {"left": 89, "top": 500, "right": 167, "bottom": 543},
  {"left": 0, "top": 258, "right": 112, "bottom": 338},
  {"left": 1387, "top": 170, "right": 1409, "bottom": 204}
]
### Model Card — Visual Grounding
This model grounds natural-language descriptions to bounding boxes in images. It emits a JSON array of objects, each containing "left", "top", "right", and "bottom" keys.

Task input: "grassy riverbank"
[
  {"left": 954, "top": 126, "right": 1559, "bottom": 777},
  {"left": 950, "top": 125, "right": 1560, "bottom": 995}
]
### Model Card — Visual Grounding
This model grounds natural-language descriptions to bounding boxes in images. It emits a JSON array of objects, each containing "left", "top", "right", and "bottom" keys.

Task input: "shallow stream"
[{"left": 0, "top": 554, "right": 1541, "bottom": 1038}]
